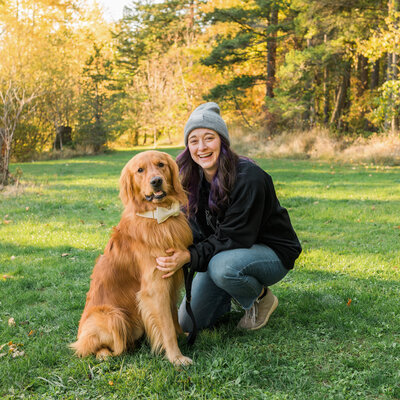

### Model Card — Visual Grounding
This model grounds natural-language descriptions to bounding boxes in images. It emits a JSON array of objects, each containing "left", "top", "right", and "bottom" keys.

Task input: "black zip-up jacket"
[{"left": 186, "top": 159, "right": 302, "bottom": 272}]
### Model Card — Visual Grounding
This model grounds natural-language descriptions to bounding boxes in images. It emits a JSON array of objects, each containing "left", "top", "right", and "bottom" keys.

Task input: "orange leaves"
[
  {"left": 346, "top": 298, "right": 352, "bottom": 307},
  {"left": 0, "top": 342, "right": 25, "bottom": 358}
]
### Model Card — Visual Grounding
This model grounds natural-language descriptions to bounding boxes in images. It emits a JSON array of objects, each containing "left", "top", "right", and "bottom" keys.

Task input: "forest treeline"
[{"left": 1, "top": 0, "right": 400, "bottom": 184}]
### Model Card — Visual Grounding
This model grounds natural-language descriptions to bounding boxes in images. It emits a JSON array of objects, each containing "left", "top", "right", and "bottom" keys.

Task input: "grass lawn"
[{"left": 1, "top": 149, "right": 399, "bottom": 399}]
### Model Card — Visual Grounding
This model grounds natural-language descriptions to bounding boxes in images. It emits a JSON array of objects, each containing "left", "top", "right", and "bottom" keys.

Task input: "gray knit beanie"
[{"left": 184, "top": 102, "right": 230, "bottom": 146}]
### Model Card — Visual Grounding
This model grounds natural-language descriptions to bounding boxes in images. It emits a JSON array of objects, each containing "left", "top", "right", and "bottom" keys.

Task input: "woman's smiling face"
[{"left": 188, "top": 128, "right": 221, "bottom": 181}]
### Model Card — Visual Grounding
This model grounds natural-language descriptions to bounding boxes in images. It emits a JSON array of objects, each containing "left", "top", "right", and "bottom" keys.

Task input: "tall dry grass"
[{"left": 231, "top": 127, "right": 400, "bottom": 165}]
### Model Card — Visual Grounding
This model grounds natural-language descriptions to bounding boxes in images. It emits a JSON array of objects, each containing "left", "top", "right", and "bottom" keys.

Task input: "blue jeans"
[{"left": 178, "top": 244, "right": 288, "bottom": 332}]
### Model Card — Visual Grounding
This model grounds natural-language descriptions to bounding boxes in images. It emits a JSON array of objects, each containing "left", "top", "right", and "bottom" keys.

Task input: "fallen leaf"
[
  {"left": 28, "top": 330, "right": 35, "bottom": 336},
  {"left": 108, "top": 381, "right": 114, "bottom": 386},
  {"left": 3, "top": 220, "right": 11, "bottom": 224},
  {"left": 346, "top": 299, "right": 352, "bottom": 307},
  {"left": 8, "top": 317, "right": 16, "bottom": 327},
  {"left": 80, "top": 219, "right": 85, "bottom": 224},
  {"left": 12, "top": 350, "right": 25, "bottom": 358},
  {"left": 61, "top": 253, "right": 70, "bottom": 257},
  {"left": 25, "top": 207, "right": 29, "bottom": 211},
  {"left": 2, "top": 342, "right": 25, "bottom": 358}
]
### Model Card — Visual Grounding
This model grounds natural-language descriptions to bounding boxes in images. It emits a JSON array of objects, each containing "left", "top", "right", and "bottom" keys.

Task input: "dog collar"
[{"left": 136, "top": 201, "right": 181, "bottom": 224}]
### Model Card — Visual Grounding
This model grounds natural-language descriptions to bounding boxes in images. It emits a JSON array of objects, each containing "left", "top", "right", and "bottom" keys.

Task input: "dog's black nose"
[{"left": 150, "top": 176, "right": 163, "bottom": 188}]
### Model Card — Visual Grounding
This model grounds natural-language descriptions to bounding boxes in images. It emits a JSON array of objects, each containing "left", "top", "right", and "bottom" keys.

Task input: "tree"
[
  {"left": 272, "top": 0, "right": 387, "bottom": 132},
  {"left": 113, "top": 0, "right": 210, "bottom": 145},
  {"left": 0, "top": 80, "right": 37, "bottom": 185},
  {"left": 0, "top": 0, "right": 113, "bottom": 159},
  {"left": 200, "top": 0, "right": 293, "bottom": 130},
  {"left": 75, "top": 44, "right": 115, "bottom": 152}
]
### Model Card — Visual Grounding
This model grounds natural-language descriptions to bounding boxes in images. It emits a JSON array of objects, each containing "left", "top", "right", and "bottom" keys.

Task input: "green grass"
[{"left": 1, "top": 149, "right": 399, "bottom": 399}]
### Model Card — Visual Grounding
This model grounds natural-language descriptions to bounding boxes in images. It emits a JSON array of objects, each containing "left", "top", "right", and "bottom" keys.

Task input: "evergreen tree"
[
  {"left": 201, "top": 0, "right": 293, "bottom": 130},
  {"left": 75, "top": 44, "right": 114, "bottom": 152}
]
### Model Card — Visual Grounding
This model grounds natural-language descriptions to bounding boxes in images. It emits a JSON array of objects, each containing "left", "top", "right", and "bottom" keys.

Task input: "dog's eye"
[
  {"left": 137, "top": 167, "right": 144, "bottom": 173},
  {"left": 158, "top": 162, "right": 164, "bottom": 168}
]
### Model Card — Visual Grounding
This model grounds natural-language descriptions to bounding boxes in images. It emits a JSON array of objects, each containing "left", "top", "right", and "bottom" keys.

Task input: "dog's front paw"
[{"left": 172, "top": 354, "right": 193, "bottom": 367}]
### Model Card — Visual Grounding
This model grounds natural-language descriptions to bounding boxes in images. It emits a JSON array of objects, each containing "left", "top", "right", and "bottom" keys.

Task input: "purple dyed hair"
[{"left": 176, "top": 135, "right": 239, "bottom": 216}]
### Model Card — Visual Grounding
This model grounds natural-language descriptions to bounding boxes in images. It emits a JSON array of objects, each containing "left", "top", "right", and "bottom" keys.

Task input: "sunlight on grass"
[{"left": 1, "top": 150, "right": 399, "bottom": 399}]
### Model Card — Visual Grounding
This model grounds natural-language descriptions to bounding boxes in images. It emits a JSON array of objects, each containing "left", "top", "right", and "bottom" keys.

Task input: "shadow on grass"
[{"left": 193, "top": 268, "right": 399, "bottom": 351}]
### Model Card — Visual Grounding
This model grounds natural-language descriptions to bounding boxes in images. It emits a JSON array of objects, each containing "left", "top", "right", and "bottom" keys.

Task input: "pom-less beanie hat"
[{"left": 184, "top": 102, "right": 230, "bottom": 146}]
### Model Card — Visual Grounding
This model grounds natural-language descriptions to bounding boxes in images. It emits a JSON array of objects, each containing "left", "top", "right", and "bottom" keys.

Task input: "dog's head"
[{"left": 119, "top": 151, "right": 187, "bottom": 211}]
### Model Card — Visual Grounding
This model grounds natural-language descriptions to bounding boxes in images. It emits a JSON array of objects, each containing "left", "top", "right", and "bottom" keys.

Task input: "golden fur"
[{"left": 70, "top": 151, "right": 193, "bottom": 365}]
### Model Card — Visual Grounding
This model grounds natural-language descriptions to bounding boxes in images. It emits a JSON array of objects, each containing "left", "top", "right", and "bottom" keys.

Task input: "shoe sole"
[{"left": 248, "top": 295, "right": 279, "bottom": 331}]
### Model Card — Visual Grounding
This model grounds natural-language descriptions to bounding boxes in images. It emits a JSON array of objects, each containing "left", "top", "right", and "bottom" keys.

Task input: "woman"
[{"left": 156, "top": 102, "right": 302, "bottom": 332}]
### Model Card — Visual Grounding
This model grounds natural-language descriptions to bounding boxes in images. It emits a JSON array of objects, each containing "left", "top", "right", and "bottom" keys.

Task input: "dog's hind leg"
[
  {"left": 96, "top": 348, "right": 113, "bottom": 360},
  {"left": 70, "top": 305, "right": 129, "bottom": 359}
]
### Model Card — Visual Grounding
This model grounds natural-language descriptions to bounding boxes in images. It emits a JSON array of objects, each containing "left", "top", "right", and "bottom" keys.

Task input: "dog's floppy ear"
[
  {"left": 167, "top": 154, "right": 187, "bottom": 206},
  {"left": 119, "top": 164, "right": 135, "bottom": 207}
]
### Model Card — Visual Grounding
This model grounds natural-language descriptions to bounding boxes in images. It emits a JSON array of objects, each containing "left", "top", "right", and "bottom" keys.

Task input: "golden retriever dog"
[{"left": 70, "top": 151, "right": 193, "bottom": 366}]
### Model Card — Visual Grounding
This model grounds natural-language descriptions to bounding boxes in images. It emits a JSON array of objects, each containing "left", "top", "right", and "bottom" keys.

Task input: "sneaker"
[{"left": 237, "top": 288, "right": 278, "bottom": 330}]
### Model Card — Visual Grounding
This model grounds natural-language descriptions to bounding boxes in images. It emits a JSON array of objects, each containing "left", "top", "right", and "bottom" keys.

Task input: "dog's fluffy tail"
[{"left": 70, "top": 305, "right": 129, "bottom": 358}]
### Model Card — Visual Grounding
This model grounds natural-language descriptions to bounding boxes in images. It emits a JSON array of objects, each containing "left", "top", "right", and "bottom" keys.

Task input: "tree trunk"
[
  {"left": 133, "top": 129, "right": 139, "bottom": 146},
  {"left": 358, "top": 55, "right": 369, "bottom": 95},
  {"left": 0, "top": 137, "right": 10, "bottom": 186},
  {"left": 370, "top": 59, "right": 380, "bottom": 90},
  {"left": 386, "top": 0, "right": 399, "bottom": 131},
  {"left": 323, "top": 35, "right": 330, "bottom": 124},
  {"left": 266, "top": 3, "right": 278, "bottom": 99},
  {"left": 330, "top": 62, "right": 351, "bottom": 128}
]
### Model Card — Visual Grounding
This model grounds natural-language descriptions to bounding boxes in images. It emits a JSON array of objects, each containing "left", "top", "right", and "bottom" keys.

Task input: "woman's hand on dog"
[{"left": 156, "top": 248, "right": 191, "bottom": 278}]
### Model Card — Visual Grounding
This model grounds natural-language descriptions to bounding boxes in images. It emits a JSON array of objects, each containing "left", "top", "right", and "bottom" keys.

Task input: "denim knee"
[{"left": 208, "top": 253, "right": 239, "bottom": 289}]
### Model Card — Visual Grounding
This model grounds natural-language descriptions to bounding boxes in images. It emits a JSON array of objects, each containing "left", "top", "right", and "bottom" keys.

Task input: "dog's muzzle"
[{"left": 145, "top": 176, "right": 166, "bottom": 201}]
